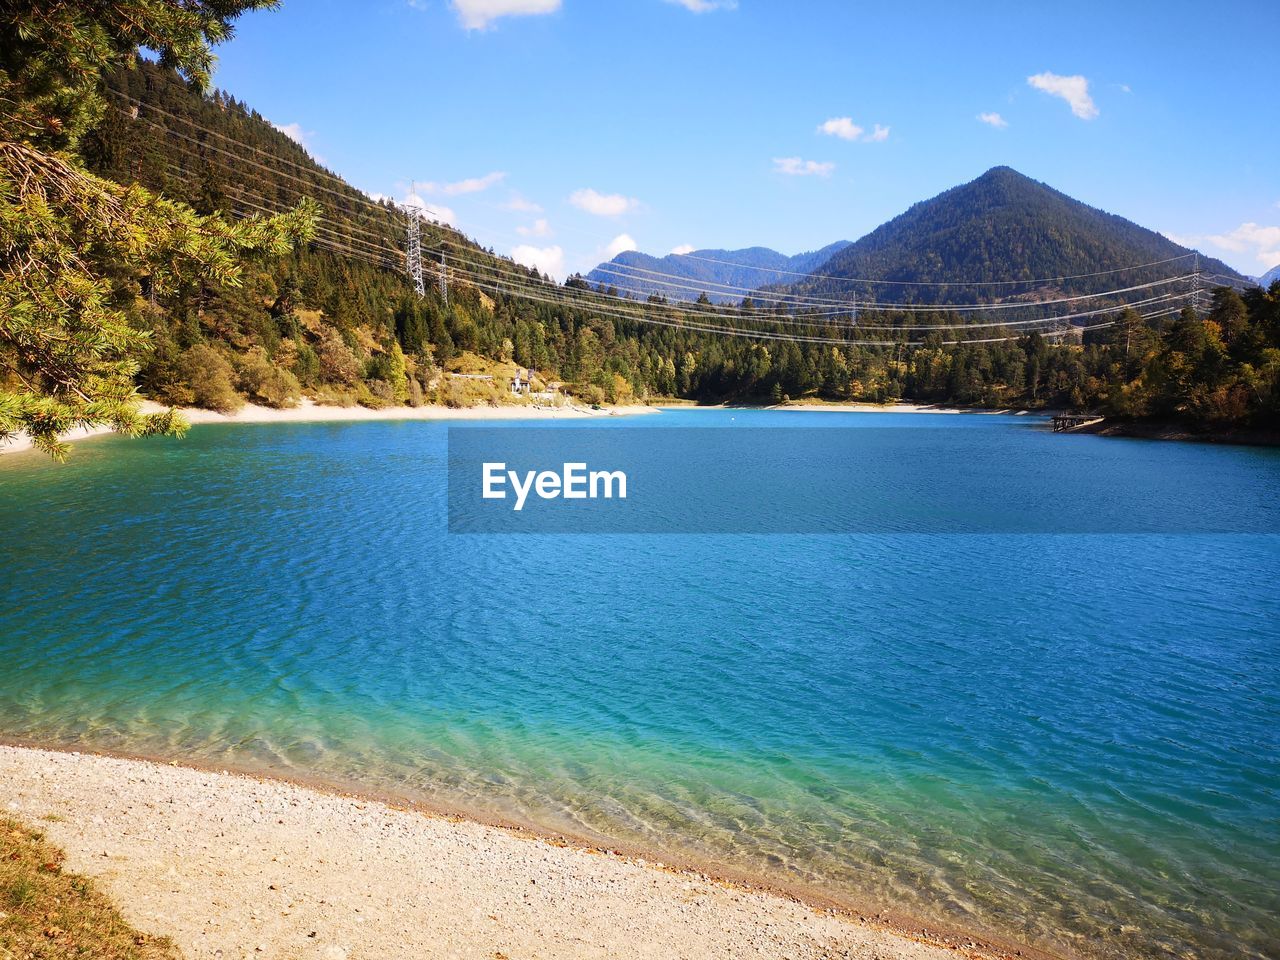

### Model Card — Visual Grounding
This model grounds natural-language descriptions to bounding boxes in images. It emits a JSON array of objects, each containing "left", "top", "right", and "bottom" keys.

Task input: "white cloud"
[
  {"left": 773, "top": 157, "right": 834, "bottom": 177},
  {"left": 427, "top": 206, "right": 458, "bottom": 226},
  {"left": 818, "top": 117, "right": 863, "bottom": 141},
  {"left": 977, "top": 112, "right": 1008, "bottom": 128},
  {"left": 817, "top": 118, "right": 888, "bottom": 143},
  {"left": 1204, "top": 223, "right": 1280, "bottom": 269},
  {"left": 1027, "top": 72, "right": 1098, "bottom": 120},
  {"left": 403, "top": 191, "right": 457, "bottom": 226},
  {"left": 273, "top": 122, "right": 312, "bottom": 147},
  {"left": 569, "top": 188, "right": 640, "bottom": 217},
  {"left": 605, "top": 233, "right": 638, "bottom": 258},
  {"left": 517, "top": 218, "right": 553, "bottom": 238},
  {"left": 503, "top": 193, "right": 543, "bottom": 213},
  {"left": 422, "top": 171, "right": 506, "bottom": 196},
  {"left": 1119, "top": 84, "right": 1132, "bottom": 94},
  {"left": 511, "top": 243, "right": 565, "bottom": 279},
  {"left": 671, "top": 244, "right": 696, "bottom": 255},
  {"left": 664, "top": 0, "right": 737, "bottom": 11},
  {"left": 451, "top": 0, "right": 559, "bottom": 30},
  {"left": 1163, "top": 222, "right": 1280, "bottom": 272},
  {"left": 273, "top": 121, "right": 326, "bottom": 162}
]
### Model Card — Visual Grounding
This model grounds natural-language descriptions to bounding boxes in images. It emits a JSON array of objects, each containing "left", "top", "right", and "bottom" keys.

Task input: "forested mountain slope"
[
  {"left": 784, "top": 167, "right": 1245, "bottom": 305},
  {"left": 61, "top": 65, "right": 1280, "bottom": 431},
  {"left": 80, "top": 62, "right": 642, "bottom": 409},
  {"left": 5, "top": 3, "right": 1277, "bottom": 456}
]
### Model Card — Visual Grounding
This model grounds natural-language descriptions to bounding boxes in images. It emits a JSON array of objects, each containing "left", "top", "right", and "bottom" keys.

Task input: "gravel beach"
[{"left": 0, "top": 745, "right": 1012, "bottom": 960}]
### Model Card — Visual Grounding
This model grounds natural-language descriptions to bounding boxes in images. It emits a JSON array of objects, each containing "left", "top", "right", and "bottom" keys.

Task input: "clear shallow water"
[{"left": 1, "top": 410, "right": 1278, "bottom": 960}]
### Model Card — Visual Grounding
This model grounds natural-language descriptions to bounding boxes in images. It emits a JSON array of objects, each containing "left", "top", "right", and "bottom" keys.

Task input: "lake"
[{"left": 1, "top": 409, "right": 1277, "bottom": 960}]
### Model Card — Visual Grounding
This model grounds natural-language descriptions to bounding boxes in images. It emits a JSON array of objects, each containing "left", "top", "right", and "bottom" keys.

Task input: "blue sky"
[{"left": 209, "top": 0, "right": 1280, "bottom": 280}]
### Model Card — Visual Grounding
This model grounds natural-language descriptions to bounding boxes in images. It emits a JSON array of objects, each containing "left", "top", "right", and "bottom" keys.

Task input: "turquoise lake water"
[{"left": 1, "top": 409, "right": 1278, "bottom": 960}]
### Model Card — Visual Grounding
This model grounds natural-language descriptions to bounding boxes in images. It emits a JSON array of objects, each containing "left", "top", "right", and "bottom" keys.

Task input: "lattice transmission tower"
[
  {"left": 1191, "top": 253, "right": 1199, "bottom": 309},
  {"left": 404, "top": 183, "right": 425, "bottom": 298}
]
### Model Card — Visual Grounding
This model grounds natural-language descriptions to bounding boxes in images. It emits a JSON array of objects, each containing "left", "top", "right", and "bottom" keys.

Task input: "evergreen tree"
[{"left": 0, "top": 0, "right": 314, "bottom": 457}]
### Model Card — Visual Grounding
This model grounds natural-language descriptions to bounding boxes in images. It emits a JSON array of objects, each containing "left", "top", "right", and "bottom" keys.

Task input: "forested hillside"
[
  {"left": 79, "top": 61, "right": 488, "bottom": 410},
  {"left": 785, "top": 167, "right": 1245, "bottom": 304},
  {"left": 7, "top": 43, "right": 1279, "bottom": 444},
  {"left": 584, "top": 242, "right": 850, "bottom": 304}
]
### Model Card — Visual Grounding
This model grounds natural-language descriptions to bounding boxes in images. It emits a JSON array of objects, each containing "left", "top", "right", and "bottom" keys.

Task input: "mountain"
[
  {"left": 1258, "top": 264, "right": 1280, "bottom": 288},
  {"left": 76, "top": 61, "right": 566, "bottom": 408},
  {"left": 585, "top": 242, "right": 850, "bottom": 304},
  {"left": 61, "top": 69, "right": 1279, "bottom": 424},
  {"left": 783, "top": 166, "right": 1248, "bottom": 305}
]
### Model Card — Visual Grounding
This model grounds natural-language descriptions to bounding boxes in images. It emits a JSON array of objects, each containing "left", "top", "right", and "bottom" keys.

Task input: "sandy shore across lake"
[
  {"left": 663, "top": 401, "right": 1031, "bottom": 415},
  {"left": 0, "top": 398, "right": 660, "bottom": 457},
  {"left": 0, "top": 744, "right": 1031, "bottom": 960}
]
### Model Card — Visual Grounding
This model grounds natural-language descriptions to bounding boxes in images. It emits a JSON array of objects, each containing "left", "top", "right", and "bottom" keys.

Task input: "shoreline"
[
  {"left": 1068, "top": 416, "right": 1280, "bottom": 447},
  {"left": 0, "top": 741, "right": 1046, "bottom": 960},
  {"left": 0, "top": 398, "right": 1038, "bottom": 459},
  {"left": 653, "top": 399, "right": 1031, "bottom": 415},
  {"left": 0, "top": 397, "right": 661, "bottom": 457}
]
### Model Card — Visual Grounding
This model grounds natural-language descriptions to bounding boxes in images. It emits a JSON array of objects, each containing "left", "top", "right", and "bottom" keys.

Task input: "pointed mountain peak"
[{"left": 793, "top": 168, "right": 1246, "bottom": 300}]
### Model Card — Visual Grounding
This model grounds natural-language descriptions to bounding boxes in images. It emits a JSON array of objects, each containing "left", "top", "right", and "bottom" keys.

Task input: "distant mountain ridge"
[
  {"left": 586, "top": 168, "right": 1246, "bottom": 310},
  {"left": 585, "top": 242, "right": 851, "bottom": 304},
  {"left": 1258, "top": 264, "right": 1280, "bottom": 288},
  {"left": 782, "top": 167, "right": 1246, "bottom": 305}
]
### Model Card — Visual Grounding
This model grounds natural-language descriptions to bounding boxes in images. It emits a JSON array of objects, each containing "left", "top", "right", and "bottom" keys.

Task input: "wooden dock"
[{"left": 1052, "top": 414, "right": 1103, "bottom": 433}]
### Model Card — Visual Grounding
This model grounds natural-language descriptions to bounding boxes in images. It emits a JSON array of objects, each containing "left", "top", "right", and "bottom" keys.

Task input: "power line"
[
  {"left": 439, "top": 265, "right": 1195, "bottom": 347},
  {"left": 671, "top": 250, "right": 1199, "bottom": 286},
  {"left": 440, "top": 247, "right": 1194, "bottom": 331},
  {"left": 109, "top": 91, "right": 395, "bottom": 209},
  {"left": 209, "top": 195, "right": 1194, "bottom": 348},
  {"left": 116, "top": 94, "right": 1242, "bottom": 328},
  {"left": 168, "top": 168, "right": 1203, "bottom": 343},
  {"left": 115, "top": 93, "right": 1211, "bottom": 345},
  {"left": 583, "top": 260, "right": 1197, "bottom": 312},
  {"left": 114, "top": 96, "right": 1229, "bottom": 308},
  {"left": 117, "top": 107, "right": 459, "bottom": 240},
  {"left": 159, "top": 163, "right": 405, "bottom": 261}
]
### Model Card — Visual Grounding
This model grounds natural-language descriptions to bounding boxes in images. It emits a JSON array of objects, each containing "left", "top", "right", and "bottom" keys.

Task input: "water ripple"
[{"left": 1, "top": 414, "right": 1278, "bottom": 960}]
